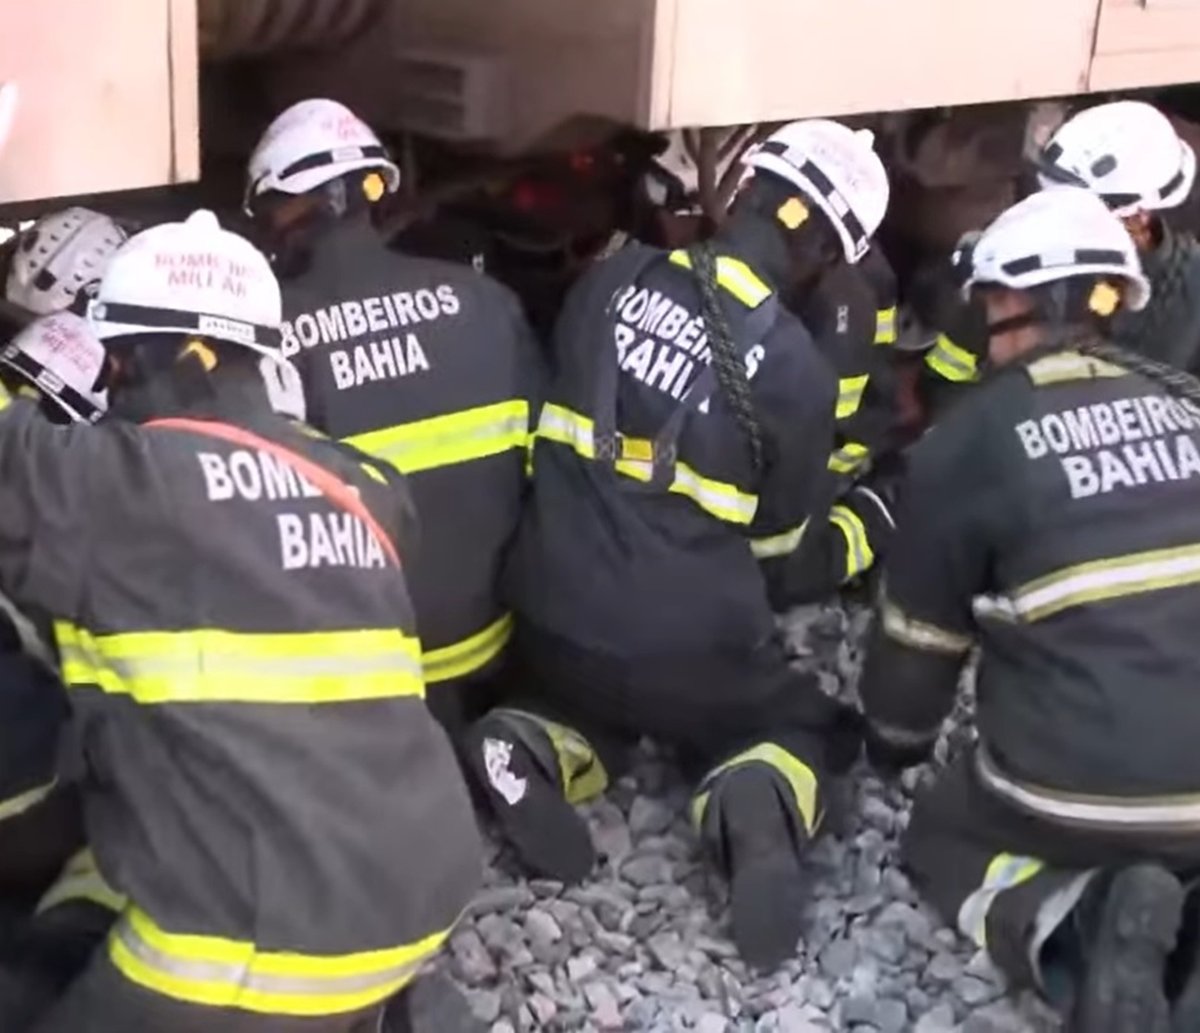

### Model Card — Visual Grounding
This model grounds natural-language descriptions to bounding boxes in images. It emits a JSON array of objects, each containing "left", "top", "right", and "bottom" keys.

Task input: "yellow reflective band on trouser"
[
  {"left": 691, "top": 743, "right": 820, "bottom": 835},
  {"left": 874, "top": 306, "right": 898, "bottom": 345},
  {"left": 828, "top": 441, "right": 870, "bottom": 474},
  {"left": 0, "top": 778, "right": 57, "bottom": 824},
  {"left": 880, "top": 598, "right": 974, "bottom": 656},
  {"left": 749, "top": 518, "right": 809, "bottom": 560},
  {"left": 499, "top": 709, "right": 608, "bottom": 805},
  {"left": 55, "top": 623, "right": 425, "bottom": 705},
  {"left": 536, "top": 403, "right": 759, "bottom": 526},
  {"left": 957, "top": 853, "right": 1045, "bottom": 948},
  {"left": 836, "top": 374, "right": 869, "bottom": 420},
  {"left": 668, "top": 251, "right": 772, "bottom": 309},
  {"left": 37, "top": 848, "right": 127, "bottom": 916},
  {"left": 830, "top": 504, "right": 873, "bottom": 580},
  {"left": 346, "top": 400, "right": 531, "bottom": 476},
  {"left": 1024, "top": 351, "right": 1127, "bottom": 387},
  {"left": 423, "top": 613, "right": 514, "bottom": 684},
  {"left": 109, "top": 906, "right": 448, "bottom": 1017},
  {"left": 926, "top": 334, "right": 980, "bottom": 384},
  {"left": 999, "top": 542, "right": 1200, "bottom": 623}
]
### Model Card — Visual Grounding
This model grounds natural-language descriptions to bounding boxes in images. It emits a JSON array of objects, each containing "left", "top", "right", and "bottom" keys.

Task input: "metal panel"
[
  {"left": 1090, "top": 0, "right": 1200, "bottom": 90},
  {"left": 0, "top": 0, "right": 199, "bottom": 204}
]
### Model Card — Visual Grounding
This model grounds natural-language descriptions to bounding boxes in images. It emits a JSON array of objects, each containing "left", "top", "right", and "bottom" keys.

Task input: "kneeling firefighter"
[
  {"left": 0, "top": 211, "right": 481, "bottom": 1032},
  {"left": 860, "top": 187, "right": 1200, "bottom": 1033},
  {"left": 466, "top": 120, "right": 889, "bottom": 970}
]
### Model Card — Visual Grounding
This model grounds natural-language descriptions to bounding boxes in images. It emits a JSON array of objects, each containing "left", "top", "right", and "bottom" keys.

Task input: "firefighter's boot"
[
  {"left": 464, "top": 709, "right": 599, "bottom": 883},
  {"left": 1071, "top": 864, "right": 1182, "bottom": 1033},
  {"left": 699, "top": 764, "right": 811, "bottom": 971}
]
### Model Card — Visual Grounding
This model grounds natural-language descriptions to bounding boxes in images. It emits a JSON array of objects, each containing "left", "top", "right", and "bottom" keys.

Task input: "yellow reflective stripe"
[
  {"left": 55, "top": 623, "right": 425, "bottom": 705},
  {"left": 830, "top": 504, "right": 874, "bottom": 580},
  {"left": 1003, "top": 543, "right": 1200, "bottom": 623},
  {"left": 828, "top": 441, "right": 870, "bottom": 474},
  {"left": 668, "top": 250, "right": 771, "bottom": 308},
  {"left": 109, "top": 906, "right": 447, "bottom": 1017},
  {"left": 1024, "top": 351, "right": 1128, "bottom": 386},
  {"left": 749, "top": 518, "right": 809, "bottom": 560},
  {"left": 925, "top": 334, "right": 979, "bottom": 383},
  {"left": 0, "top": 382, "right": 11, "bottom": 411},
  {"left": 345, "top": 400, "right": 530, "bottom": 476},
  {"left": 0, "top": 778, "right": 57, "bottom": 823},
  {"left": 880, "top": 598, "right": 973, "bottom": 655},
  {"left": 836, "top": 374, "right": 869, "bottom": 420},
  {"left": 537, "top": 403, "right": 759, "bottom": 526},
  {"left": 423, "top": 613, "right": 514, "bottom": 684},
  {"left": 958, "top": 853, "right": 1045, "bottom": 948},
  {"left": 692, "top": 743, "right": 820, "bottom": 834},
  {"left": 37, "top": 848, "right": 127, "bottom": 916},
  {"left": 874, "top": 306, "right": 898, "bottom": 345}
]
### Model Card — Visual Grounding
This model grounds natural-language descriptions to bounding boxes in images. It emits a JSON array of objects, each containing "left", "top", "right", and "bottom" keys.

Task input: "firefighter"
[
  {"left": 860, "top": 186, "right": 1200, "bottom": 1033},
  {"left": 0, "top": 210, "right": 480, "bottom": 1032},
  {"left": 1037, "top": 100, "right": 1200, "bottom": 375},
  {"left": 4, "top": 209, "right": 127, "bottom": 318},
  {"left": 245, "top": 98, "right": 544, "bottom": 737},
  {"left": 464, "top": 120, "right": 889, "bottom": 970}
]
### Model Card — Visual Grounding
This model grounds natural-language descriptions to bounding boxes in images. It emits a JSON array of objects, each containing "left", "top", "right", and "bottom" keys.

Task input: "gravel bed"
[{"left": 443, "top": 602, "right": 1064, "bottom": 1032}]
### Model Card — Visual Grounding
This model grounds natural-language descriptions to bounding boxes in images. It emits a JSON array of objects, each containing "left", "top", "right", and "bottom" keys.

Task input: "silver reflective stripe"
[
  {"left": 749, "top": 520, "right": 808, "bottom": 559},
  {"left": 369, "top": 414, "right": 530, "bottom": 467},
  {"left": 0, "top": 588, "right": 55, "bottom": 671},
  {"left": 670, "top": 464, "right": 758, "bottom": 524},
  {"left": 114, "top": 921, "right": 422, "bottom": 998},
  {"left": 957, "top": 853, "right": 1045, "bottom": 948},
  {"left": 880, "top": 599, "right": 973, "bottom": 655},
  {"left": 977, "top": 748, "right": 1200, "bottom": 830},
  {"left": 538, "top": 406, "right": 594, "bottom": 454}
]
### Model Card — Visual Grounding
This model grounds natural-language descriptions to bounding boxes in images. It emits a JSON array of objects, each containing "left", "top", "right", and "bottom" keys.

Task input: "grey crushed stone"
[{"left": 445, "top": 601, "right": 1059, "bottom": 1031}]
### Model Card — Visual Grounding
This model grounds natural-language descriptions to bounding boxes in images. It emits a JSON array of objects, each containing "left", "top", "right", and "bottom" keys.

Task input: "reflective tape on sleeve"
[
  {"left": 423, "top": 613, "right": 514, "bottom": 684},
  {"left": 836, "top": 375, "right": 869, "bottom": 420},
  {"left": 829, "top": 504, "right": 874, "bottom": 580},
  {"left": 55, "top": 623, "right": 425, "bottom": 705},
  {"left": 828, "top": 441, "right": 870, "bottom": 474},
  {"left": 346, "top": 400, "right": 530, "bottom": 476},
  {"left": 668, "top": 251, "right": 771, "bottom": 308},
  {"left": 957, "top": 853, "right": 1045, "bottom": 948},
  {"left": 880, "top": 598, "right": 973, "bottom": 655},
  {"left": 109, "top": 906, "right": 448, "bottom": 1016},
  {"left": 749, "top": 518, "right": 809, "bottom": 560},
  {"left": 874, "top": 306, "right": 898, "bottom": 345},
  {"left": 925, "top": 335, "right": 980, "bottom": 384}
]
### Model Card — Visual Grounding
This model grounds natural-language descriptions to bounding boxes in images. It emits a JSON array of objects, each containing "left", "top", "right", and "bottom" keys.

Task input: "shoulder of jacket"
[{"left": 1021, "top": 350, "right": 1128, "bottom": 387}]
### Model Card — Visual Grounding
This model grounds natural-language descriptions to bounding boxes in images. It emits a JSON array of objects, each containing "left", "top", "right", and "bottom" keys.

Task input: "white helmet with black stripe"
[
  {"left": 88, "top": 210, "right": 283, "bottom": 356},
  {"left": 1037, "top": 101, "right": 1196, "bottom": 218},
  {"left": 2, "top": 312, "right": 108, "bottom": 423},
  {"left": 741, "top": 119, "right": 890, "bottom": 263},
  {"left": 6, "top": 208, "right": 128, "bottom": 316},
  {"left": 956, "top": 187, "right": 1150, "bottom": 312},
  {"left": 244, "top": 98, "right": 400, "bottom": 216}
]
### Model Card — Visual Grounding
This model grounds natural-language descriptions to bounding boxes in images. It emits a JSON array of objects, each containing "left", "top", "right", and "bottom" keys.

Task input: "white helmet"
[
  {"left": 0, "top": 83, "right": 17, "bottom": 159},
  {"left": 1037, "top": 101, "right": 1196, "bottom": 217},
  {"left": 1, "top": 312, "right": 108, "bottom": 423},
  {"left": 742, "top": 120, "right": 890, "bottom": 263},
  {"left": 259, "top": 353, "right": 307, "bottom": 422},
  {"left": 957, "top": 187, "right": 1150, "bottom": 312},
  {"left": 642, "top": 130, "right": 751, "bottom": 216},
  {"left": 245, "top": 98, "right": 400, "bottom": 215},
  {"left": 89, "top": 210, "right": 282, "bottom": 355},
  {"left": 6, "top": 208, "right": 128, "bottom": 316}
]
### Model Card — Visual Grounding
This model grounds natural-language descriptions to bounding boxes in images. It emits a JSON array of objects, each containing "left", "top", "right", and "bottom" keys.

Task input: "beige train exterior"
[{"left": 3, "top": 0, "right": 1200, "bottom": 203}]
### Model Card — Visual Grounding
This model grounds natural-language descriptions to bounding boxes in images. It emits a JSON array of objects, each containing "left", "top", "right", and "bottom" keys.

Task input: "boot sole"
[
  {"left": 720, "top": 766, "right": 808, "bottom": 971},
  {"left": 1074, "top": 864, "right": 1183, "bottom": 1033},
  {"left": 464, "top": 721, "right": 596, "bottom": 884}
]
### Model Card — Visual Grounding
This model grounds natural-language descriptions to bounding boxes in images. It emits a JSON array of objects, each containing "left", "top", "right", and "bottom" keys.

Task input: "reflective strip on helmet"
[
  {"left": 423, "top": 613, "right": 514, "bottom": 684},
  {"left": 874, "top": 306, "right": 898, "bottom": 345},
  {"left": 827, "top": 441, "right": 870, "bottom": 474},
  {"left": 925, "top": 335, "right": 980, "bottom": 384},
  {"left": 109, "top": 906, "right": 446, "bottom": 1016},
  {"left": 835, "top": 375, "right": 869, "bottom": 420},
  {"left": 976, "top": 746, "right": 1200, "bottom": 832},
  {"left": 667, "top": 251, "right": 771, "bottom": 308},
  {"left": 880, "top": 598, "right": 973, "bottom": 655},
  {"left": 346, "top": 401, "right": 530, "bottom": 477},
  {"left": 55, "top": 623, "right": 425, "bottom": 705},
  {"left": 991, "top": 543, "right": 1200, "bottom": 624},
  {"left": 537, "top": 403, "right": 758, "bottom": 525},
  {"left": 748, "top": 519, "right": 809, "bottom": 560},
  {"left": 89, "top": 300, "right": 280, "bottom": 352},
  {"left": 0, "top": 344, "right": 104, "bottom": 423},
  {"left": 829, "top": 503, "right": 873, "bottom": 580}
]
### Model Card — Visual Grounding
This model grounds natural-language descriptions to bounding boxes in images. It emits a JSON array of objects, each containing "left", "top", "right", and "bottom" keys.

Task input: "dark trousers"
[{"left": 904, "top": 751, "right": 1200, "bottom": 996}]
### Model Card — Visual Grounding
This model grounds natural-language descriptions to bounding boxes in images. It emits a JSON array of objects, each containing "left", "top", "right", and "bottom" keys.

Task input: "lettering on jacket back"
[
  {"left": 280, "top": 285, "right": 461, "bottom": 390},
  {"left": 1014, "top": 394, "right": 1200, "bottom": 499},
  {"left": 196, "top": 449, "right": 387, "bottom": 570}
]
